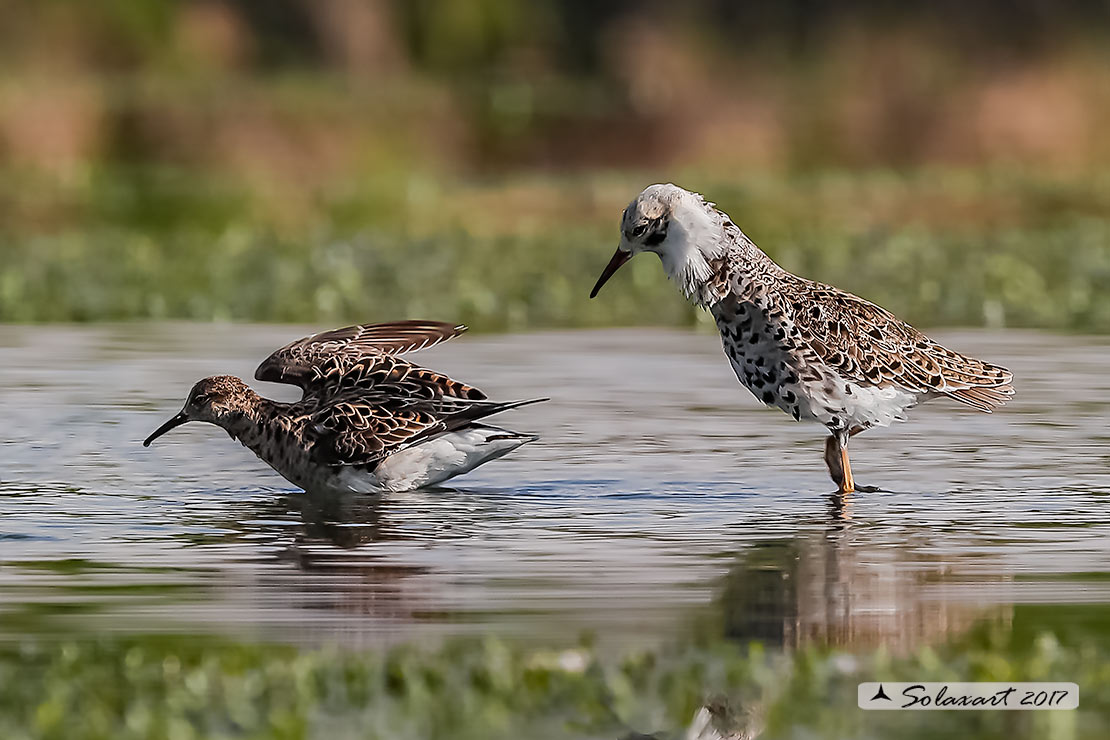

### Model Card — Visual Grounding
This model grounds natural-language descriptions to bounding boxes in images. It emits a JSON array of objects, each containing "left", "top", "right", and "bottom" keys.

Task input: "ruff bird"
[
  {"left": 590, "top": 184, "right": 1014, "bottom": 493},
  {"left": 144, "top": 321, "right": 544, "bottom": 493}
]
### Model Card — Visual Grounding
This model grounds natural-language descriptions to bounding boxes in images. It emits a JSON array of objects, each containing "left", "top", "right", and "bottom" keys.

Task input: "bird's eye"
[
  {"left": 194, "top": 394, "right": 210, "bottom": 405},
  {"left": 631, "top": 223, "right": 648, "bottom": 238}
]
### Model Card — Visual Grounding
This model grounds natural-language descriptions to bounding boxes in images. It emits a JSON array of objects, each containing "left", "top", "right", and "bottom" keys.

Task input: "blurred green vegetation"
[
  {"left": 1, "top": 2, "right": 1109, "bottom": 329},
  {"left": 2, "top": 167, "right": 1109, "bottom": 331},
  {"left": 3, "top": 605, "right": 1108, "bottom": 740}
]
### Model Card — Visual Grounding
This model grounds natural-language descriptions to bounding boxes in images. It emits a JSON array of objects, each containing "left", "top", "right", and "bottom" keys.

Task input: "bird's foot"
[{"left": 831, "top": 483, "right": 882, "bottom": 495}]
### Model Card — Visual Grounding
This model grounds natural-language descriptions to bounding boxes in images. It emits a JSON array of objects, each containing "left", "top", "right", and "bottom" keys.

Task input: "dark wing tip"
[
  {"left": 253, "top": 356, "right": 277, "bottom": 383},
  {"left": 405, "top": 397, "right": 549, "bottom": 448},
  {"left": 254, "top": 354, "right": 300, "bottom": 385}
]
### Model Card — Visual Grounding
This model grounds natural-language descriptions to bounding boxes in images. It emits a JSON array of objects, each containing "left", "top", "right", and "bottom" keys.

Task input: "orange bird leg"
[
  {"left": 824, "top": 434, "right": 855, "bottom": 494},
  {"left": 839, "top": 445, "right": 855, "bottom": 493}
]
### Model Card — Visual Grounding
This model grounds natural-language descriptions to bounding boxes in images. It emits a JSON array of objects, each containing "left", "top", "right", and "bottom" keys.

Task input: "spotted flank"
[
  {"left": 591, "top": 183, "right": 1014, "bottom": 493},
  {"left": 143, "top": 321, "right": 545, "bottom": 493}
]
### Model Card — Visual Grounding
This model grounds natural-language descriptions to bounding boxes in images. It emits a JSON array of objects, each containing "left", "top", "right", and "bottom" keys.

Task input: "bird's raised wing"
[
  {"left": 304, "top": 390, "right": 544, "bottom": 467},
  {"left": 255, "top": 321, "right": 481, "bottom": 401},
  {"left": 783, "top": 279, "right": 1014, "bottom": 411}
]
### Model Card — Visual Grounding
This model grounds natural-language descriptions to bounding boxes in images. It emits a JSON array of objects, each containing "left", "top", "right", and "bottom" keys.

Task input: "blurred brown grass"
[{"left": 1, "top": 1, "right": 1110, "bottom": 187}]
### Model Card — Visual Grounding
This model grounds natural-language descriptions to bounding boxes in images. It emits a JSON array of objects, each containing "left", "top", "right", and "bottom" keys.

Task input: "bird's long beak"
[
  {"left": 589, "top": 248, "right": 632, "bottom": 298},
  {"left": 143, "top": 411, "right": 190, "bottom": 447}
]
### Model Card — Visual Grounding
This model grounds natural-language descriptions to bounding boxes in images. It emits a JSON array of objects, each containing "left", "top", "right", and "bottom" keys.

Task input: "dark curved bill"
[
  {"left": 589, "top": 248, "right": 632, "bottom": 298},
  {"left": 143, "top": 412, "right": 189, "bottom": 447}
]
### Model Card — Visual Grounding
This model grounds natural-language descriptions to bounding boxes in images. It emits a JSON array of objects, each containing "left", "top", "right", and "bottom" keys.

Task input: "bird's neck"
[
  {"left": 220, "top": 397, "right": 290, "bottom": 452},
  {"left": 667, "top": 220, "right": 781, "bottom": 308}
]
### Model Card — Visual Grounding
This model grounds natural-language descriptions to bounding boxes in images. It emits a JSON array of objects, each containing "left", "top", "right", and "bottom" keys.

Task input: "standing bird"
[
  {"left": 590, "top": 184, "right": 1013, "bottom": 493},
  {"left": 144, "top": 321, "right": 544, "bottom": 493}
]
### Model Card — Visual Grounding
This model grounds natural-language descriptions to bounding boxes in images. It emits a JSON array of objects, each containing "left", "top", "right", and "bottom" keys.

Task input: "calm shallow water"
[{"left": 1, "top": 325, "right": 1108, "bottom": 652}]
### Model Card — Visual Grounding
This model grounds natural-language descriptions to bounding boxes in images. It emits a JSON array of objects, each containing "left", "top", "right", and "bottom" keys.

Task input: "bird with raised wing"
[
  {"left": 144, "top": 321, "right": 545, "bottom": 493},
  {"left": 590, "top": 184, "right": 1014, "bottom": 493}
]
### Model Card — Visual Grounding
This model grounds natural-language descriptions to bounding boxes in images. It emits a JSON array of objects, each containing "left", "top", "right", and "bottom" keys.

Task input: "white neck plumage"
[{"left": 655, "top": 201, "right": 731, "bottom": 307}]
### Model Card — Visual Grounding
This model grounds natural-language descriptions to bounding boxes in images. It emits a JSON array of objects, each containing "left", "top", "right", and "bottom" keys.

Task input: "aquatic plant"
[
  {"left": 3, "top": 168, "right": 1109, "bottom": 331},
  {"left": 3, "top": 608, "right": 1108, "bottom": 740}
]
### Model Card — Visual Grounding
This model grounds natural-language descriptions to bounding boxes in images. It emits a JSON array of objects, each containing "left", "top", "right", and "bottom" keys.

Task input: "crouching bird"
[{"left": 144, "top": 321, "right": 545, "bottom": 493}]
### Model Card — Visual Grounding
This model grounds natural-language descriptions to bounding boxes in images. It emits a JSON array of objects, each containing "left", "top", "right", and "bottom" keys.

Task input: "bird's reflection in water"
[
  {"left": 685, "top": 496, "right": 1012, "bottom": 740},
  {"left": 715, "top": 495, "right": 1010, "bottom": 653},
  {"left": 285, "top": 488, "right": 388, "bottom": 549},
  {"left": 206, "top": 489, "right": 445, "bottom": 639}
]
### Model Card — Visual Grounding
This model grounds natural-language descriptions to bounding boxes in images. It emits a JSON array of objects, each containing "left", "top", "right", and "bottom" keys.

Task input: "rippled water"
[{"left": 1, "top": 325, "right": 1108, "bottom": 652}]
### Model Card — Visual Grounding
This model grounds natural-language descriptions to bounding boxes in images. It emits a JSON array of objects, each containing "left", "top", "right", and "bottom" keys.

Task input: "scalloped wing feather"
[
  {"left": 305, "top": 392, "right": 545, "bottom": 467},
  {"left": 255, "top": 320, "right": 470, "bottom": 390},
  {"left": 254, "top": 321, "right": 484, "bottom": 402},
  {"left": 784, "top": 279, "right": 1014, "bottom": 411}
]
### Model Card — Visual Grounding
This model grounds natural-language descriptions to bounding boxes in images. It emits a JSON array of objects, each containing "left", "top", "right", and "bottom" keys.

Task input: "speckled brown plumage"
[
  {"left": 703, "top": 238, "right": 1015, "bottom": 414},
  {"left": 255, "top": 320, "right": 484, "bottom": 403},
  {"left": 144, "top": 321, "right": 543, "bottom": 493},
  {"left": 592, "top": 183, "right": 1015, "bottom": 493}
]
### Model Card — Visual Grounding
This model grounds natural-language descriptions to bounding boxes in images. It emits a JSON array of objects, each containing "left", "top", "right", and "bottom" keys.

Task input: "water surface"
[{"left": 1, "top": 325, "right": 1108, "bottom": 652}]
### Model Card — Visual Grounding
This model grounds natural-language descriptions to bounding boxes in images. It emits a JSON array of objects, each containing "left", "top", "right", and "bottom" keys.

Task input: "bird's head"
[
  {"left": 143, "top": 375, "right": 257, "bottom": 446},
  {"left": 590, "top": 183, "right": 725, "bottom": 302}
]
